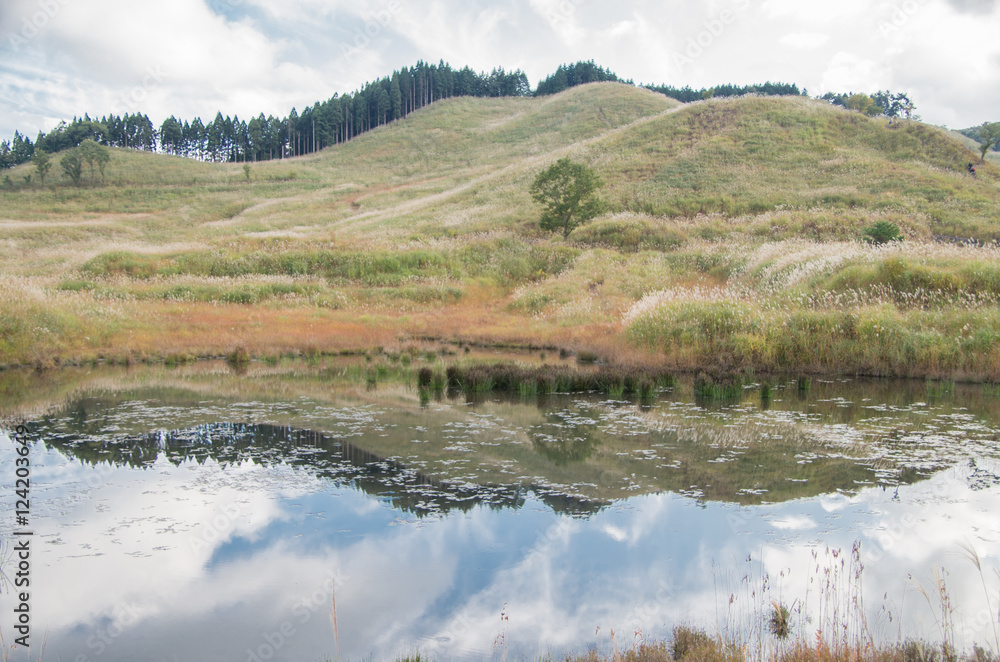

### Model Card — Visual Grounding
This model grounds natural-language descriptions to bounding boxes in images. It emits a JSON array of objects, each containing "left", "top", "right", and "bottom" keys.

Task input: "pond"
[{"left": 1, "top": 360, "right": 999, "bottom": 662}]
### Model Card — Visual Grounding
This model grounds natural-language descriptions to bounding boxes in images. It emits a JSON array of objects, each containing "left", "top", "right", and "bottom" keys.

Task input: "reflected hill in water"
[
  {"left": 26, "top": 378, "right": 980, "bottom": 515},
  {"left": 42, "top": 421, "right": 608, "bottom": 517}
]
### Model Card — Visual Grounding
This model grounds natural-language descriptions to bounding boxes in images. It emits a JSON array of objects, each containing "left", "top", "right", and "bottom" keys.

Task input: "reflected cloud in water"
[{"left": 0, "top": 373, "right": 999, "bottom": 661}]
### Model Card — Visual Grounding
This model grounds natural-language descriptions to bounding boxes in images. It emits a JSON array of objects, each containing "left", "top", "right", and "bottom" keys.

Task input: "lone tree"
[
  {"left": 978, "top": 122, "right": 1000, "bottom": 163},
  {"left": 31, "top": 149, "right": 51, "bottom": 184},
  {"left": 530, "top": 158, "right": 603, "bottom": 238}
]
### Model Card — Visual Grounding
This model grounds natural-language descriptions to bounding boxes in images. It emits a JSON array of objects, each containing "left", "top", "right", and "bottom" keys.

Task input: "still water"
[{"left": 1, "top": 361, "right": 999, "bottom": 661}]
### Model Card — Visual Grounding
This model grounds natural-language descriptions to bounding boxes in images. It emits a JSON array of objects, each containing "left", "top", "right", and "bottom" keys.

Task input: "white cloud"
[
  {"left": 779, "top": 32, "right": 830, "bottom": 49},
  {"left": 819, "top": 52, "right": 889, "bottom": 96},
  {"left": 761, "top": 0, "right": 870, "bottom": 21},
  {"left": 602, "top": 523, "right": 628, "bottom": 541},
  {"left": 393, "top": 2, "right": 519, "bottom": 72},
  {"left": 771, "top": 514, "right": 817, "bottom": 530},
  {"left": 528, "top": 0, "right": 587, "bottom": 45},
  {"left": 608, "top": 20, "right": 637, "bottom": 38},
  {"left": 1, "top": 0, "right": 999, "bottom": 138}
]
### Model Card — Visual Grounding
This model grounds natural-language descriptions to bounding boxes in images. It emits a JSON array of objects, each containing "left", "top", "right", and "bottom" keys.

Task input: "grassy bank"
[
  {"left": 2, "top": 84, "right": 1000, "bottom": 378},
  {"left": 8, "top": 239, "right": 1000, "bottom": 381}
]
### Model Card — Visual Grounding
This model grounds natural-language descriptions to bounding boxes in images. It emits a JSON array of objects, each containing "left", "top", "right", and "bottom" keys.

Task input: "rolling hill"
[{"left": 2, "top": 82, "right": 1000, "bottom": 378}]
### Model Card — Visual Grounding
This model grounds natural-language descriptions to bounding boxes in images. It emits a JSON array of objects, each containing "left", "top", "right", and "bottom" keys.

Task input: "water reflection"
[{"left": 0, "top": 366, "right": 999, "bottom": 661}]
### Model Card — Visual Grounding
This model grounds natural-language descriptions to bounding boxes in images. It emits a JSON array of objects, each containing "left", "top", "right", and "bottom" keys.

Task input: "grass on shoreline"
[
  {"left": 8, "top": 238, "right": 1000, "bottom": 382},
  {"left": 400, "top": 543, "right": 1000, "bottom": 662}
]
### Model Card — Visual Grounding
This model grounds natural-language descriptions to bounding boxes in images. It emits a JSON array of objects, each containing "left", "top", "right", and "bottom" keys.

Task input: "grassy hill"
[{"left": 3, "top": 82, "right": 1000, "bottom": 378}]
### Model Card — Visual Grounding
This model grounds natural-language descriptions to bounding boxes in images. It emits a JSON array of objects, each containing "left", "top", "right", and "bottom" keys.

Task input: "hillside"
[{"left": 3, "top": 82, "right": 1000, "bottom": 379}]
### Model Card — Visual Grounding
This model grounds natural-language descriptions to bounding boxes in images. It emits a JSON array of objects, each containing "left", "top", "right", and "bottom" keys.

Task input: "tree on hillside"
[
  {"left": 536, "top": 61, "right": 623, "bottom": 96},
  {"left": 160, "top": 116, "right": 184, "bottom": 155},
  {"left": 187, "top": 117, "right": 206, "bottom": 159},
  {"left": 390, "top": 74, "right": 403, "bottom": 121},
  {"left": 10, "top": 132, "right": 34, "bottom": 164},
  {"left": 248, "top": 115, "right": 264, "bottom": 161},
  {"left": 822, "top": 90, "right": 917, "bottom": 119},
  {"left": 649, "top": 82, "right": 804, "bottom": 103},
  {"left": 846, "top": 93, "right": 882, "bottom": 116},
  {"left": 978, "top": 122, "right": 1000, "bottom": 163},
  {"left": 31, "top": 150, "right": 51, "bottom": 184},
  {"left": 0, "top": 141, "right": 12, "bottom": 170},
  {"left": 871, "top": 90, "right": 915, "bottom": 119},
  {"left": 79, "top": 139, "right": 110, "bottom": 183},
  {"left": 377, "top": 88, "right": 391, "bottom": 125},
  {"left": 60, "top": 148, "right": 83, "bottom": 185},
  {"left": 530, "top": 158, "right": 604, "bottom": 239}
]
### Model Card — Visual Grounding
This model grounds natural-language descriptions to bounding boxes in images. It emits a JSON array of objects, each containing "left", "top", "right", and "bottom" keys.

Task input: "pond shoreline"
[{"left": 4, "top": 336, "right": 997, "bottom": 388}]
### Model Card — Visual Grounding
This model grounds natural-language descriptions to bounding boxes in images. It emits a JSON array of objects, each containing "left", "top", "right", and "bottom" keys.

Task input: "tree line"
[
  {"left": 0, "top": 60, "right": 530, "bottom": 170},
  {"left": 535, "top": 61, "right": 628, "bottom": 96},
  {"left": 0, "top": 59, "right": 923, "bottom": 173},
  {"left": 644, "top": 81, "right": 806, "bottom": 102}
]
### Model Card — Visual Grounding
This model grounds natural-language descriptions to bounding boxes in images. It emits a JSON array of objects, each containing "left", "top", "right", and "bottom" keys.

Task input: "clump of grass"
[
  {"left": 637, "top": 378, "right": 656, "bottom": 400},
  {"left": 605, "top": 381, "right": 626, "bottom": 399},
  {"left": 694, "top": 371, "right": 746, "bottom": 400},
  {"left": 226, "top": 346, "right": 251, "bottom": 372},
  {"left": 417, "top": 367, "right": 433, "bottom": 388},
  {"left": 671, "top": 625, "right": 721, "bottom": 661},
  {"left": 570, "top": 214, "right": 687, "bottom": 252},
  {"left": 517, "top": 379, "right": 539, "bottom": 397},
  {"left": 760, "top": 381, "right": 773, "bottom": 407},
  {"left": 768, "top": 601, "right": 791, "bottom": 640},
  {"left": 164, "top": 352, "right": 195, "bottom": 367},
  {"left": 429, "top": 370, "right": 446, "bottom": 392},
  {"left": 440, "top": 362, "right": 674, "bottom": 397}
]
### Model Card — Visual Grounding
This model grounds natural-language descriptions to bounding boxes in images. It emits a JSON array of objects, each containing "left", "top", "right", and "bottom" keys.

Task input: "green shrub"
[{"left": 863, "top": 220, "right": 902, "bottom": 244}]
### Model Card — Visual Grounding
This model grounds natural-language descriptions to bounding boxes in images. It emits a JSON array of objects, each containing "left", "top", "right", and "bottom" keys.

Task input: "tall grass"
[{"left": 545, "top": 543, "right": 1000, "bottom": 662}]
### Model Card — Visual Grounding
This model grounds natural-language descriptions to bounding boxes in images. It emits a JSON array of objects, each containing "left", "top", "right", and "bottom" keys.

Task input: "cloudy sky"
[{"left": 1, "top": 0, "right": 998, "bottom": 141}]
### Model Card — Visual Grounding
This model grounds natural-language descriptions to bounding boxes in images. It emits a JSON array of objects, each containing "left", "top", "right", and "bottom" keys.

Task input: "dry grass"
[{"left": 2, "top": 85, "right": 999, "bottom": 376}]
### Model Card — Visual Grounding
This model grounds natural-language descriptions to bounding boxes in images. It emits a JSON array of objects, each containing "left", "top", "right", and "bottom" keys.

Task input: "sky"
[{"left": 1, "top": 0, "right": 999, "bottom": 141}]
